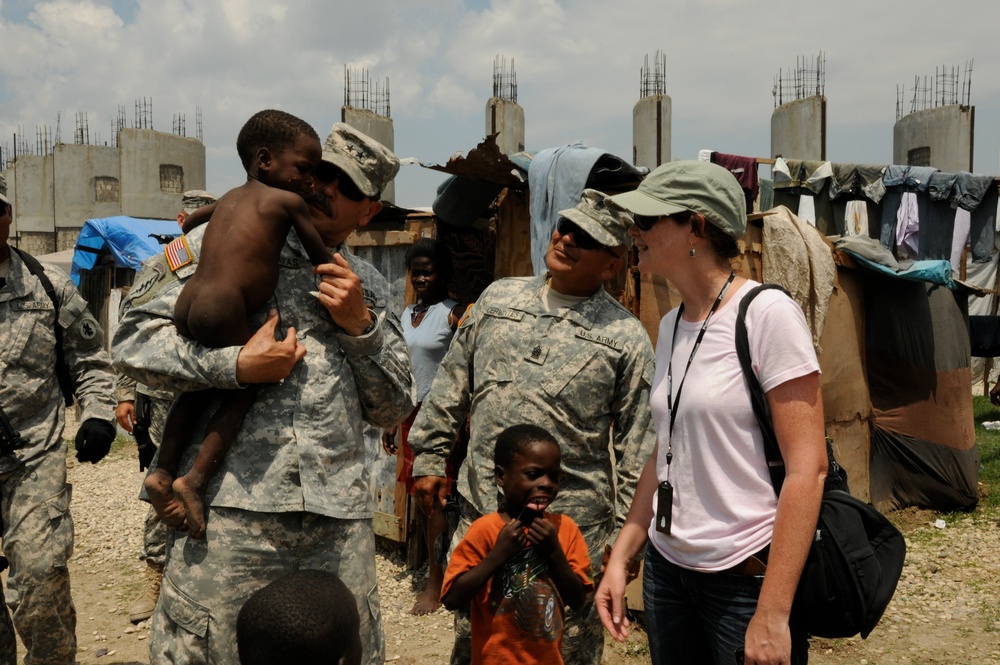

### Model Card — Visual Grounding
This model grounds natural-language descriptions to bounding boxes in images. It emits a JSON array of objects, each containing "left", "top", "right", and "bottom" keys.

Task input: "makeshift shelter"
[{"left": 69, "top": 216, "right": 182, "bottom": 348}]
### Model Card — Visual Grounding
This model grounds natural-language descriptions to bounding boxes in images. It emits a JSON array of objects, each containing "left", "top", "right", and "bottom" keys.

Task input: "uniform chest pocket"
[
  {"left": 540, "top": 347, "right": 614, "bottom": 421},
  {"left": 2, "top": 303, "right": 57, "bottom": 373},
  {"left": 1, "top": 303, "right": 58, "bottom": 419}
]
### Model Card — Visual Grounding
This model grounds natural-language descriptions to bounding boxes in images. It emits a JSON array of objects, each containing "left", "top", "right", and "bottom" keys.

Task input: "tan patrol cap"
[{"left": 321, "top": 123, "right": 399, "bottom": 199}]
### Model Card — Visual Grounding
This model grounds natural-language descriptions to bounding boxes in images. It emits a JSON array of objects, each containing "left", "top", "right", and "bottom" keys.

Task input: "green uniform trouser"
[
  {"left": 0, "top": 441, "right": 76, "bottom": 665},
  {"left": 149, "top": 508, "right": 383, "bottom": 664}
]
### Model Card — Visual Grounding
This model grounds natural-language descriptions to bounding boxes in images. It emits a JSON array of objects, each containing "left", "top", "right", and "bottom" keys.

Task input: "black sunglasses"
[
  {"left": 632, "top": 214, "right": 663, "bottom": 231},
  {"left": 315, "top": 162, "right": 368, "bottom": 202},
  {"left": 556, "top": 218, "right": 611, "bottom": 253}
]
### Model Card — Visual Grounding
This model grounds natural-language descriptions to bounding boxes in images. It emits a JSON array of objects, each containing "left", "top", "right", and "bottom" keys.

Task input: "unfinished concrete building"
[
  {"left": 893, "top": 63, "right": 974, "bottom": 172},
  {"left": 770, "top": 53, "right": 826, "bottom": 161},
  {"left": 4, "top": 104, "right": 206, "bottom": 255},
  {"left": 632, "top": 51, "right": 671, "bottom": 170}
]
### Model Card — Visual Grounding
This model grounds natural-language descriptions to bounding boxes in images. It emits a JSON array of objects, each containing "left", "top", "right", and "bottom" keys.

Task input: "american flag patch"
[{"left": 165, "top": 236, "right": 193, "bottom": 271}]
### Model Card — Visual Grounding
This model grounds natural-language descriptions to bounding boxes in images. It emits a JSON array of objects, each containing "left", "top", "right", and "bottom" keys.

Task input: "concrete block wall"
[{"left": 119, "top": 128, "right": 206, "bottom": 219}]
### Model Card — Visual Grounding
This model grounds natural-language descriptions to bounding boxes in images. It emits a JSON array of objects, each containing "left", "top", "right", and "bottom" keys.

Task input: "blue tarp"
[{"left": 71, "top": 216, "right": 181, "bottom": 285}]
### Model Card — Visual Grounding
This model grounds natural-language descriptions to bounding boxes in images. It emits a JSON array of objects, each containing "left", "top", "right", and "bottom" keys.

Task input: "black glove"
[
  {"left": 133, "top": 421, "right": 157, "bottom": 472},
  {"left": 75, "top": 419, "right": 116, "bottom": 464}
]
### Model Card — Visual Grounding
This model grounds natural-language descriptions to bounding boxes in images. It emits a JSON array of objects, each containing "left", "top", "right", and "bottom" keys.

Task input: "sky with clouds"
[{"left": 1, "top": 0, "right": 998, "bottom": 209}]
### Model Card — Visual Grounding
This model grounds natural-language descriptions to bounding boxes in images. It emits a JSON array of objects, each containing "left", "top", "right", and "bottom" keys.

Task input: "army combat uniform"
[
  {"left": 113, "top": 224, "right": 415, "bottom": 664},
  {"left": 411, "top": 273, "right": 656, "bottom": 665},
  {"left": 0, "top": 253, "right": 116, "bottom": 664}
]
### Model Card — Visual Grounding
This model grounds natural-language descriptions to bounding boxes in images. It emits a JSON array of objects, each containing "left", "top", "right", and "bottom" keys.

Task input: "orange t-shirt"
[{"left": 441, "top": 512, "right": 594, "bottom": 665}]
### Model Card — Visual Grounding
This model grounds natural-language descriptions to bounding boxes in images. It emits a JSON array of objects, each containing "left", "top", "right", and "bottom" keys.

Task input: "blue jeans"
[{"left": 642, "top": 544, "right": 808, "bottom": 665}]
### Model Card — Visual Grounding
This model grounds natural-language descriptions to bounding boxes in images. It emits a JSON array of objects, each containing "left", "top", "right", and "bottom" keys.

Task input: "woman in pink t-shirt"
[{"left": 596, "top": 161, "right": 828, "bottom": 665}]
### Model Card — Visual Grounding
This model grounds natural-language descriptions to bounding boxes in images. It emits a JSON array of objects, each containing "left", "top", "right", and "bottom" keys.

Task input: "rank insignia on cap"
[{"left": 165, "top": 236, "right": 193, "bottom": 271}]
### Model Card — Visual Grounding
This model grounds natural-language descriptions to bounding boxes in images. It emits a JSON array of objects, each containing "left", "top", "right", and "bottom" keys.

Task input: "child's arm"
[
  {"left": 288, "top": 197, "right": 332, "bottom": 266},
  {"left": 526, "top": 518, "right": 589, "bottom": 611},
  {"left": 180, "top": 202, "right": 216, "bottom": 233},
  {"left": 441, "top": 518, "right": 525, "bottom": 610}
]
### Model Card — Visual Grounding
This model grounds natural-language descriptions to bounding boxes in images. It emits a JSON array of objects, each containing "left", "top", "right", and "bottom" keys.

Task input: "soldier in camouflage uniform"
[
  {"left": 0, "top": 187, "right": 118, "bottom": 664},
  {"left": 411, "top": 189, "right": 657, "bottom": 665},
  {"left": 113, "top": 123, "right": 415, "bottom": 664},
  {"left": 116, "top": 190, "right": 218, "bottom": 624}
]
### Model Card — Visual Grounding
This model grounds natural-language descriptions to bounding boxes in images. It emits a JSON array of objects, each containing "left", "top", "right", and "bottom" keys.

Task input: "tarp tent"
[
  {"left": 69, "top": 216, "right": 181, "bottom": 350},
  {"left": 70, "top": 216, "right": 181, "bottom": 286}
]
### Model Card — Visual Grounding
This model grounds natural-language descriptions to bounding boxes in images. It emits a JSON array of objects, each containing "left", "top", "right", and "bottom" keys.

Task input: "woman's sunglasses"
[{"left": 632, "top": 214, "right": 663, "bottom": 232}]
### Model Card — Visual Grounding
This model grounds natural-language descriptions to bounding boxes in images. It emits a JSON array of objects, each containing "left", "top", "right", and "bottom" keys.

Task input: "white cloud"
[{"left": 0, "top": 0, "right": 998, "bottom": 207}]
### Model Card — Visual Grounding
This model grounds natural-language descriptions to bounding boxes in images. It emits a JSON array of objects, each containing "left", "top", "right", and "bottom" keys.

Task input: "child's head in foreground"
[
  {"left": 236, "top": 109, "right": 322, "bottom": 194},
  {"left": 494, "top": 424, "right": 562, "bottom": 525},
  {"left": 237, "top": 569, "right": 362, "bottom": 665}
]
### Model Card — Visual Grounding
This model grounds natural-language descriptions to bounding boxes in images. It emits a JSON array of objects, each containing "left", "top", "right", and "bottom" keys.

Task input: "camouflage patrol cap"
[
  {"left": 322, "top": 122, "right": 400, "bottom": 199},
  {"left": 182, "top": 190, "right": 218, "bottom": 214},
  {"left": 557, "top": 188, "right": 633, "bottom": 248},
  {"left": 0, "top": 173, "right": 8, "bottom": 205}
]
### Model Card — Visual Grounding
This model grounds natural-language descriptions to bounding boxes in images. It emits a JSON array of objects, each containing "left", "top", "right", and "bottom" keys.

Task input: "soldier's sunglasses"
[
  {"left": 556, "top": 218, "right": 611, "bottom": 253},
  {"left": 315, "top": 162, "right": 368, "bottom": 202}
]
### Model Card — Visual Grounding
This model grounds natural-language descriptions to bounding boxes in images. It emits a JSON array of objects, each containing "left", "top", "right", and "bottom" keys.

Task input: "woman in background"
[{"left": 383, "top": 238, "right": 466, "bottom": 615}]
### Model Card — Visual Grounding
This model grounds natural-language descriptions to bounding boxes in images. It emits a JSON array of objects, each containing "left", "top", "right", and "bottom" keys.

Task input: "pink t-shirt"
[{"left": 647, "top": 281, "right": 820, "bottom": 571}]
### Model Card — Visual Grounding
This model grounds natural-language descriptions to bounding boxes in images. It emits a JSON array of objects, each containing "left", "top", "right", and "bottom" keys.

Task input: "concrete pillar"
[
  {"left": 771, "top": 96, "right": 826, "bottom": 161},
  {"left": 341, "top": 107, "right": 396, "bottom": 204},
  {"left": 486, "top": 97, "right": 525, "bottom": 155},
  {"left": 633, "top": 94, "right": 671, "bottom": 169}
]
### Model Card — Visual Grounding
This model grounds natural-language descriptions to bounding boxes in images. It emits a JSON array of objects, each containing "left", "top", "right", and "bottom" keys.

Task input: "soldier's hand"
[
  {"left": 314, "top": 254, "right": 372, "bottom": 336},
  {"left": 236, "top": 309, "right": 307, "bottom": 384},
  {"left": 75, "top": 418, "right": 116, "bottom": 464},
  {"left": 115, "top": 400, "right": 136, "bottom": 433}
]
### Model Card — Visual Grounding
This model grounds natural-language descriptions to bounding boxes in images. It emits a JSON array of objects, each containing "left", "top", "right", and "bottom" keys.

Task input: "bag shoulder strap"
[
  {"left": 735, "top": 283, "right": 791, "bottom": 496},
  {"left": 10, "top": 248, "right": 75, "bottom": 406}
]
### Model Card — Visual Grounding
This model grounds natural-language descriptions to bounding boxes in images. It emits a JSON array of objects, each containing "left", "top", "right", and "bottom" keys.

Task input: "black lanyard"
[{"left": 665, "top": 271, "right": 736, "bottom": 467}]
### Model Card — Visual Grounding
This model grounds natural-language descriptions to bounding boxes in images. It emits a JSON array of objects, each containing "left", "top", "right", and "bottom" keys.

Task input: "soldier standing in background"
[
  {"left": 410, "top": 190, "right": 656, "bottom": 665},
  {"left": 0, "top": 179, "right": 118, "bottom": 663}
]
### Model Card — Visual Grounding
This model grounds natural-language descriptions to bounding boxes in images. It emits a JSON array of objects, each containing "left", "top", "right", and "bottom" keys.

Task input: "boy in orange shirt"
[{"left": 441, "top": 424, "right": 593, "bottom": 664}]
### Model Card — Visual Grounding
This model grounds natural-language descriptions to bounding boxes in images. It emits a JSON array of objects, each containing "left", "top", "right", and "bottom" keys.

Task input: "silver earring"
[{"left": 689, "top": 246, "right": 696, "bottom": 257}]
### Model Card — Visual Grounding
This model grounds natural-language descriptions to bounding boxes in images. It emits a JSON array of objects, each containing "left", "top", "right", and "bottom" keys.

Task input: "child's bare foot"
[
  {"left": 143, "top": 469, "right": 188, "bottom": 529},
  {"left": 172, "top": 475, "right": 207, "bottom": 539},
  {"left": 410, "top": 581, "right": 443, "bottom": 615}
]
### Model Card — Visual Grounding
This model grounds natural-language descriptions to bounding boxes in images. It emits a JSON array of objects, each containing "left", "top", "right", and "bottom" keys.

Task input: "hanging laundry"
[{"left": 844, "top": 200, "right": 869, "bottom": 236}]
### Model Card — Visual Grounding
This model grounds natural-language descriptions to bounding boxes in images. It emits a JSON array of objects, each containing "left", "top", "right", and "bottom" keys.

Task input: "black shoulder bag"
[{"left": 736, "top": 284, "right": 906, "bottom": 639}]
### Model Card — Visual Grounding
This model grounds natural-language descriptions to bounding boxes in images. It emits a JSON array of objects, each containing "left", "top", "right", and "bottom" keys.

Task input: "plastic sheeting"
[{"left": 70, "top": 216, "right": 181, "bottom": 285}]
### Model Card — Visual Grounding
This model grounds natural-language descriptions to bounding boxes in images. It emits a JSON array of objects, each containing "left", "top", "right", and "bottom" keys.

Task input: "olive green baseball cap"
[
  {"left": 321, "top": 122, "right": 400, "bottom": 199},
  {"left": 608, "top": 160, "right": 747, "bottom": 237},
  {"left": 558, "top": 188, "right": 633, "bottom": 248}
]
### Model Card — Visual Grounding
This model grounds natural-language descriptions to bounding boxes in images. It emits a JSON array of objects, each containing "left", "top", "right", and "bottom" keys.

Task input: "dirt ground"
[{"left": 5, "top": 441, "right": 999, "bottom": 664}]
